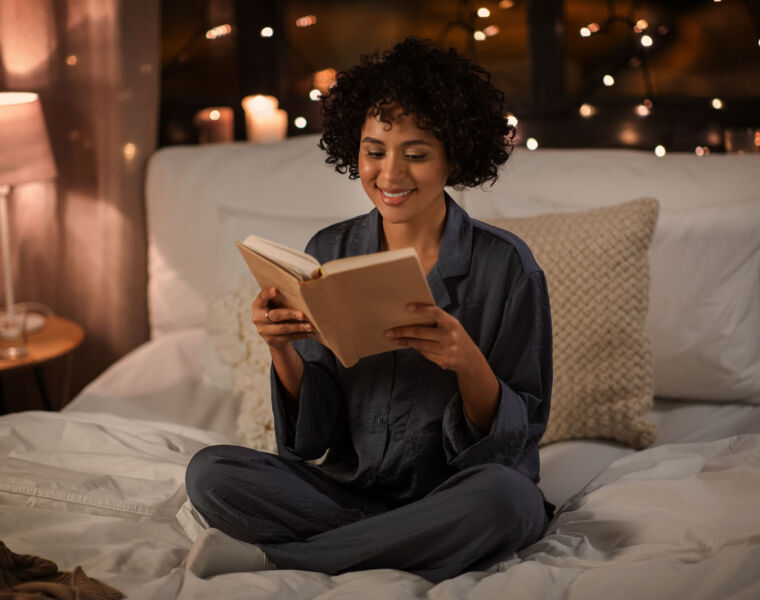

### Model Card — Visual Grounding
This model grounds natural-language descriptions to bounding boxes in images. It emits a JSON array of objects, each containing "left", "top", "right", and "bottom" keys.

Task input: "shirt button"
[{"left": 376, "top": 415, "right": 385, "bottom": 425}]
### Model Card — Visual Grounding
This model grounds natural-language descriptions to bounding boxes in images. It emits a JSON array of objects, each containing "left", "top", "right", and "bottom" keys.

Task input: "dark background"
[{"left": 160, "top": 0, "right": 760, "bottom": 151}]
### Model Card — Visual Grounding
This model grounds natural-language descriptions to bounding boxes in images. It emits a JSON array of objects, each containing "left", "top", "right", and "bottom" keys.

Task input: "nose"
[{"left": 379, "top": 151, "right": 407, "bottom": 185}]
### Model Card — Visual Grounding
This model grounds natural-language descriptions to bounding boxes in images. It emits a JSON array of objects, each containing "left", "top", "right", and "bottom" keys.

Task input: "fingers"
[
  {"left": 252, "top": 286, "right": 277, "bottom": 309},
  {"left": 386, "top": 324, "right": 441, "bottom": 343},
  {"left": 259, "top": 321, "right": 313, "bottom": 336},
  {"left": 264, "top": 308, "right": 308, "bottom": 324},
  {"left": 251, "top": 288, "right": 310, "bottom": 324},
  {"left": 408, "top": 303, "right": 454, "bottom": 325}
]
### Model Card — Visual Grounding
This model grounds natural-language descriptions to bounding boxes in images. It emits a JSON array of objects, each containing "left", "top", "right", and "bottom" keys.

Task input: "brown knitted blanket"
[{"left": 0, "top": 540, "right": 122, "bottom": 599}]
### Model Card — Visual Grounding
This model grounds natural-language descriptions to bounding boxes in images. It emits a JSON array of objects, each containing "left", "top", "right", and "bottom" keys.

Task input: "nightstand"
[{"left": 0, "top": 315, "right": 85, "bottom": 413}]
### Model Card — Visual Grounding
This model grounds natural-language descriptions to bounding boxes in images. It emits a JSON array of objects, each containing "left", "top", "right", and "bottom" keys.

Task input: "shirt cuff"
[
  {"left": 270, "top": 360, "right": 340, "bottom": 461},
  {"left": 442, "top": 378, "right": 529, "bottom": 470}
]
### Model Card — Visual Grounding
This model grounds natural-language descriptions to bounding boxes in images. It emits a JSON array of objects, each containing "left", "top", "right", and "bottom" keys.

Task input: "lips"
[{"left": 378, "top": 187, "right": 414, "bottom": 206}]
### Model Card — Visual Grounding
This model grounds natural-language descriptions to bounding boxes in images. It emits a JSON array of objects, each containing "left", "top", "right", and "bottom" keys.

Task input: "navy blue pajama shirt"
[{"left": 186, "top": 194, "right": 553, "bottom": 581}]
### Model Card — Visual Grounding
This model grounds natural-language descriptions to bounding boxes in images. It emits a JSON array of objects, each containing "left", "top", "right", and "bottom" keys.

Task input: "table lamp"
[{"left": 0, "top": 92, "right": 57, "bottom": 359}]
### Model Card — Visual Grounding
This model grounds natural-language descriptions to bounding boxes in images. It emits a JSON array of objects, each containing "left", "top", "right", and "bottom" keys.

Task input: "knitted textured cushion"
[{"left": 487, "top": 197, "right": 659, "bottom": 449}]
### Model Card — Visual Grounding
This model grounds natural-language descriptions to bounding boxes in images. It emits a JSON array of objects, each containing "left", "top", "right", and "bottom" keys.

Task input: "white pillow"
[
  {"left": 647, "top": 200, "right": 760, "bottom": 401},
  {"left": 204, "top": 280, "right": 277, "bottom": 452}
]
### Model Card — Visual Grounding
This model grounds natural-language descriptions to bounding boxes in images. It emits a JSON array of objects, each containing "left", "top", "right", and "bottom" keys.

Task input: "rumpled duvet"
[{"left": 1, "top": 411, "right": 758, "bottom": 599}]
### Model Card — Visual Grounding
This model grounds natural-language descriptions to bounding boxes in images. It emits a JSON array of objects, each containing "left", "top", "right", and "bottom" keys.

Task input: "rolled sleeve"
[
  {"left": 442, "top": 381, "right": 530, "bottom": 469},
  {"left": 270, "top": 340, "right": 344, "bottom": 461},
  {"left": 442, "top": 270, "right": 552, "bottom": 478}
]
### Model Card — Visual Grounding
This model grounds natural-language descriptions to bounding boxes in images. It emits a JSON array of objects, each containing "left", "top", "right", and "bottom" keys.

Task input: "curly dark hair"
[{"left": 318, "top": 37, "right": 515, "bottom": 188}]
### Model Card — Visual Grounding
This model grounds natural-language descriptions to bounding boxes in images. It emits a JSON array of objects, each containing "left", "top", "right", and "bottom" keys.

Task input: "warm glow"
[
  {"left": 643, "top": 98, "right": 654, "bottom": 109},
  {"left": 241, "top": 95, "right": 287, "bottom": 143},
  {"left": 477, "top": 7, "right": 491, "bottom": 18},
  {"left": 209, "top": 109, "right": 221, "bottom": 121},
  {"left": 588, "top": 22, "right": 600, "bottom": 33},
  {"left": 295, "top": 15, "right": 317, "bottom": 28},
  {"left": 654, "top": 145, "right": 666, "bottom": 157},
  {"left": 634, "top": 19, "right": 649, "bottom": 33},
  {"left": 0, "top": 92, "right": 38, "bottom": 106},
  {"left": 506, "top": 114, "right": 518, "bottom": 127},
  {"left": 123, "top": 143, "right": 136, "bottom": 161},
  {"left": 314, "top": 68, "right": 337, "bottom": 94},
  {"left": 580, "top": 27, "right": 591, "bottom": 37},
  {"left": 498, "top": 0, "right": 514, "bottom": 8},
  {"left": 66, "top": 55, "right": 78, "bottom": 66},
  {"left": 579, "top": 104, "right": 595, "bottom": 117},
  {"left": 473, "top": 30, "right": 487, "bottom": 41},
  {"left": 695, "top": 146, "right": 710, "bottom": 157},
  {"left": 242, "top": 95, "right": 278, "bottom": 114},
  {"left": 294, "top": 117, "right": 307, "bottom": 129},
  {"left": 603, "top": 74, "right": 615, "bottom": 86},
  {"left": 206, "top": 24, "right": 232, "bottom": 40},
  {"left": 640, "top": 35, "right": 653, "bottom": 47},
  {"left": 712, "top": 98, "right": 724, "bottom": 109},
  {"left": 484, "top": 25, "right": 500, "bottom": 37},
  {"left": 309, "top": 89, "right": 322, "bottom": 101},
  {"left": 526, "top": 138, "right": 539, "bottom": 150},
  {"left": 755, "top": 130, "right": 760, "bottom": 147},
  {"left": 635, "top": 104, "right": 651, "bottom": 117},
  {"left": 619, "top": 127, "right": 638, "bottom": 145},
  {"left": 260, "top": 27, "right": 274, "bottom": 38}
]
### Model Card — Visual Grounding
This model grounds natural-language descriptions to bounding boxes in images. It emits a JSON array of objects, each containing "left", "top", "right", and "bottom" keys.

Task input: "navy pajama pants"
[{"left": 185, "top": 445, "right": 549, "bottom": 582}]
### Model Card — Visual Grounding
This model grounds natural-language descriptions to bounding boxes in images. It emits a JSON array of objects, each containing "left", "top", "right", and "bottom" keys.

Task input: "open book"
[{"left": 236, "top": 233, "right": 436, "bottom": 367}]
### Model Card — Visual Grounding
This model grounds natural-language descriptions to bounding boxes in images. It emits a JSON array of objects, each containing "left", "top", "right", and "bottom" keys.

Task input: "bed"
[{"left": 2, "top": 136, "right": 759, "bottom": 599}]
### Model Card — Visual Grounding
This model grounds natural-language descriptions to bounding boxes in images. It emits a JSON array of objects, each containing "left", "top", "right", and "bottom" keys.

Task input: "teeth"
[{"left": 382, "top": 190, "right": 411, "bottom": 198}]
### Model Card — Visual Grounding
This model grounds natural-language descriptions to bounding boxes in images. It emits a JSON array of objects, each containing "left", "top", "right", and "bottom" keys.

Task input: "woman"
[{"left": 186, "top": 37, "right": 553, "bottom": 583}]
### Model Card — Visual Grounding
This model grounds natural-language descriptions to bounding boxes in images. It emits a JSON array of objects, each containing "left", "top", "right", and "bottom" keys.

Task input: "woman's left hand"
[{"left": 385, "top": 304, "right": 479, "bottom": 373}]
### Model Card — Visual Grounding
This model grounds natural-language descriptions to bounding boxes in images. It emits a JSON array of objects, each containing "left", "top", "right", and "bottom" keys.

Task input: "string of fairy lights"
[{"left": 198, "top": 0, "right": 759, "bottom": 156}]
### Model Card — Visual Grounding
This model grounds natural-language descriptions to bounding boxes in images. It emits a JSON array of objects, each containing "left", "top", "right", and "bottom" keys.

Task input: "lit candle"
[
  {"left": 241, "top": 95, "right": 287, "bottom": 144},
  {"left": 193, "top": 107, "right": 234, "bottom": 144}
]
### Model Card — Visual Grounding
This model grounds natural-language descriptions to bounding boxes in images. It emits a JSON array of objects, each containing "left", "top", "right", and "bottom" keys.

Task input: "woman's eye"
[
  {"left": 406, "top": 154, "right": 426, "bottom": 161},
  {"left": 367, "top": 151, "right": 384, "bottom": 158}
]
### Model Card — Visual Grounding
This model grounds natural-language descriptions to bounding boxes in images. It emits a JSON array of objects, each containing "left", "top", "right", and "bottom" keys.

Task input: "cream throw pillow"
[
  {"left": 206, "top": 280, "right": 278, "bottom": 453},
  {"left": 487, "top": 197, "right": 659, "bottom": 449}
]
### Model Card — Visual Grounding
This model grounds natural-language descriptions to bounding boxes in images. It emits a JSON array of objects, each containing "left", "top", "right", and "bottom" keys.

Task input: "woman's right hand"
[{"left": 252, "top": 287, "right": 313, "bottom": 350}]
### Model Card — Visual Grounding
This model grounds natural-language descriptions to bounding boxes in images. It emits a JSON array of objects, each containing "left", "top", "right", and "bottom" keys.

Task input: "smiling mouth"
[{"left": 378, "top": 187, "right": 414, "bottom": 205}]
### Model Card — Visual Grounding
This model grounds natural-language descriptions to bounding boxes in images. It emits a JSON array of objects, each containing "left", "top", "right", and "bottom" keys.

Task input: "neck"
[{"left": 380, "top": 194, "right": 447, "bottom": 273}]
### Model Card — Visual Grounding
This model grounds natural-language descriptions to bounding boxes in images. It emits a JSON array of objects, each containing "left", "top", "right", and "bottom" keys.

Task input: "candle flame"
[
  {"left": 296, "top": 15, "right": 317, "bottom": 27},
  {"left": 206, "top": 24, "right": 232, "bottom": 40}
]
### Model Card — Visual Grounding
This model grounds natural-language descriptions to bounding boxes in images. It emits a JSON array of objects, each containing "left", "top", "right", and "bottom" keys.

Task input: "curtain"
[{"left": 0, "top": 0, "right": 159, "bottom": 397}]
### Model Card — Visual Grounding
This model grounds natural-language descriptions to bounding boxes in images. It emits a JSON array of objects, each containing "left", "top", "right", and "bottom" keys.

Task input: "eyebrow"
[{"left": 360, "top": 136, "right": 434, "bottom": 147}]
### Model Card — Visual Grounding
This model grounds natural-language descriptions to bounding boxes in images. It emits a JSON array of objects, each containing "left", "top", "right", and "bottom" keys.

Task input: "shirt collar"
[{"left": 346, "top": 193, "right": 473, "bottom": 308}]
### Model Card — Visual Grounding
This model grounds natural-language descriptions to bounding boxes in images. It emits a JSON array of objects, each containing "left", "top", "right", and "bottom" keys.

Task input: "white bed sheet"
[{"left": 1, "top": 409, "right": 759, "bottom": 600}]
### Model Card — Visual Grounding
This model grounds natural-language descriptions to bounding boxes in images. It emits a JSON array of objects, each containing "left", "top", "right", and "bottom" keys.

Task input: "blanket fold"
[{"left": 0, "top": 540, "right": 122, "bottom": 600}]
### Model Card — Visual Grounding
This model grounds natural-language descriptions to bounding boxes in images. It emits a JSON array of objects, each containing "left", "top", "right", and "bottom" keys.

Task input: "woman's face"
[{"left": 358, "top": 107, "right": 450, "bottom": 229}]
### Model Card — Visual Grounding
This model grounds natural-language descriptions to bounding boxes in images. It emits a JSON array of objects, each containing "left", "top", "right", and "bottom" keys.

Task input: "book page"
[{"left": 242, "top": 233, "right": 321, "bottom": 281}]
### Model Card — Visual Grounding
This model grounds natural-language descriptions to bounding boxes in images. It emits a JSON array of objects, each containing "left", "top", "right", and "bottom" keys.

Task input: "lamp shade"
[{"left": 0, "top": 92, "right": 57, "bottom": 186}]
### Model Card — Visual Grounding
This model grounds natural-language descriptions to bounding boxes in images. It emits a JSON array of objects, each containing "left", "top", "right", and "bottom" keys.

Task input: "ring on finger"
[{"left": 265, "top": 309, "right": 273, "bottom": 324}]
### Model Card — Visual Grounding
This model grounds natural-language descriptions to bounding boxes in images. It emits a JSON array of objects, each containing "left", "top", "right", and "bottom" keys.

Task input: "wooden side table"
[{"left": 0, "top": 315, "right": 85, "bottom": 412}]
